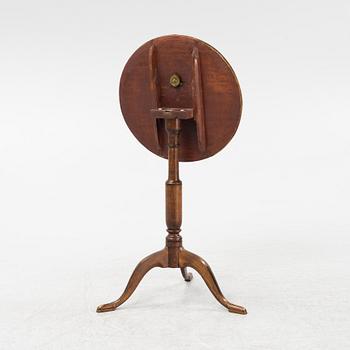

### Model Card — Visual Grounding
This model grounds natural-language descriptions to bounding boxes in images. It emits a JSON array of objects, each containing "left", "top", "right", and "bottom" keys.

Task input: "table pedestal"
[{"left": 96, "top": 118, "right": 247, "bottom": 315}]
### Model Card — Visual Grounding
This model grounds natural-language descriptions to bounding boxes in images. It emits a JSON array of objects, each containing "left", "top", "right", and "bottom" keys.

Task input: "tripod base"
[{"left": 96, "top": 247, "right": 247, "bottom": 315}]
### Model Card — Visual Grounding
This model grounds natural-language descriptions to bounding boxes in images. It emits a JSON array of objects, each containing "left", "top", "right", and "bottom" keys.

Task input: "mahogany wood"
[
  {"left": 149, "top": 44, "right": 161, "bottom": 150},
  {"left": 192, "top": 46, "right": 206, "bottom": 152},
  {"left": 97, "top": 109, "right": 246, "bottom": 314},
  {"left": 97, "top": 35, "right": 246, "bottom": 315},
  {"left": 96, "top": 247, "right": 246, "bottom": 314},
  {"left": 119, "top": 34, "right": 242, "bottom": 162}
]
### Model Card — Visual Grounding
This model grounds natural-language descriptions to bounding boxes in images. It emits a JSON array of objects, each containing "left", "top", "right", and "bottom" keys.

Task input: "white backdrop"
[{"left": 1, "top": 1, "right": 349, "bottom": 349}]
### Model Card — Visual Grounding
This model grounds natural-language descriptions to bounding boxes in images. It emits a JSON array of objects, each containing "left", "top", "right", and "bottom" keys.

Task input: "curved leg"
[
  {"left": 180, "top": 267, "right": 193, "bottom": 282},
  {"left": 179, "top": 248, "right": 247, "bottom": 314},
  {"left": 96, "top": 248, "right": 168, "bottom": 312}
]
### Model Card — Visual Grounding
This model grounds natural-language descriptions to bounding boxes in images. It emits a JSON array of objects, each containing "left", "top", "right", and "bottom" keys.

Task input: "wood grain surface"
[{"left": 119, "top": 34, "right": 242, "bottom": 162}]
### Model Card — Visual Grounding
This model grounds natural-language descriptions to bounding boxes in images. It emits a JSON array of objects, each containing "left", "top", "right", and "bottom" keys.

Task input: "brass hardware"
[{"left": 169, "top": 74, "right": 181, "bottom": 88}]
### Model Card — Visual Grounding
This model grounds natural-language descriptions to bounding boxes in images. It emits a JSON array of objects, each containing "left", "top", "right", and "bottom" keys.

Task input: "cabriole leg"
[
  {"left": 179, "top": 248, "right": 247, "bottom": 314},
  {"left": 97, "top": 248, "right": 168, "bottom": 313}
]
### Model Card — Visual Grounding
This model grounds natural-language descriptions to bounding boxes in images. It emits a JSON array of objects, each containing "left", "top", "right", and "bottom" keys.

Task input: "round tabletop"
[{"left": 119, "top": 34, "right": 242, "bottom": 162}]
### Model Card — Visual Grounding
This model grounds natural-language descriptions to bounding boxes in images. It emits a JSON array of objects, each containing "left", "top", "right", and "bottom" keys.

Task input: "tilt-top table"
[{"left": 97, "top": 35, "right": 247, "bottom": 315}]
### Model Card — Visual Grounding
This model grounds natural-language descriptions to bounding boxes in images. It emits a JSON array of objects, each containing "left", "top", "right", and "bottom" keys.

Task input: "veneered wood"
[{"left": 119, "top": 34, "right": 242, "bottom": 162}]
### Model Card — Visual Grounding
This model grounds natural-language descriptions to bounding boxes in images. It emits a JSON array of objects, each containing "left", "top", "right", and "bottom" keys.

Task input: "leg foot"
[
  {"left": 97, "top": 248, "right": 168, "bottom": 313},
  {"left": 180, "top": 267, "right": 193, "bottom": 282},
  {"left": 179, "top": 248, "right": 247, "bottom": 315}
]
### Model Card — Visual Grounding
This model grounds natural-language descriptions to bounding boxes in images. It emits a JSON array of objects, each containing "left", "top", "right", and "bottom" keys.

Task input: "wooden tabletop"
[{"left": 119, "top": 34, "right": 242, "bottom": 162}]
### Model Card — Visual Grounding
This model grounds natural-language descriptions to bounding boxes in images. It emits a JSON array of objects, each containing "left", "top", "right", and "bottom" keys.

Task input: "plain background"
[{"left": 1, "top": 0, "right": 349, "bottom": 349}]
